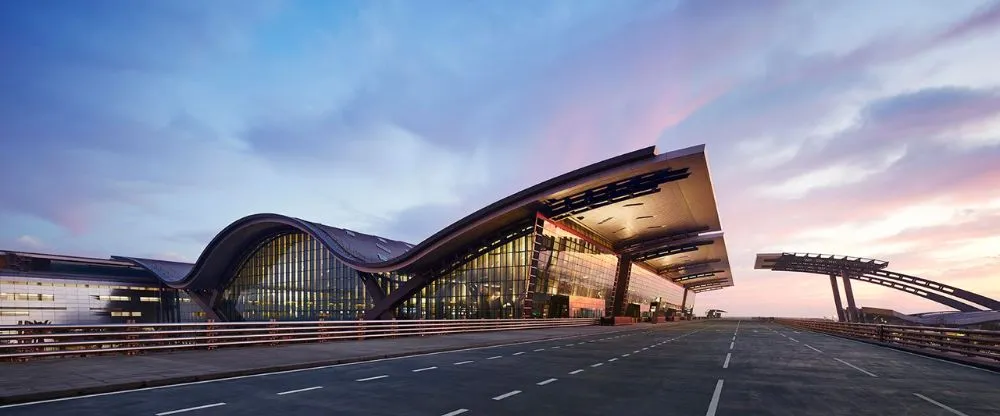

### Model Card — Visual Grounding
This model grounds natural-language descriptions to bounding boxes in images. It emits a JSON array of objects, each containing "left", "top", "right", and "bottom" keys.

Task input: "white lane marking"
[
  {"left": 723, "top": 353, "right": 732, "bottom": 369},
  {"left": 487, "top": 356, "right": 503, "bottom": 360},
  {"left": 552, "top": 346, "right": 561, "bottom": 349},
  {"left": 578, "top": 342, "right": 586, "bottom": 345},
  {"left": 569, "top": 369, "right": 584, "bottom": 375},
  {"left": 537, "top": 378, "right": 558, "bottom": 386},
  {"left": 650, "top": 344, "right": 657, "bottom": 348},
  {"left": 442, "top": 409, "right": 469, "bottom": 416},
  {"left": 608, "top": 358, "right": 619, "bottom": 362},
  {"left": 413, "top": 366, "right": 438, "bottom": 373},
  {"left": 808, "top": 330, "right": 1000, "bottom": 376},
  {"left": 642, "top": 347, "right": 648, "bottom": 350},
  {"left": 156, "top": 403, "right": 226, "bottom": 416},
  {"left": 534, "top": 348, "right": 546, "bottom": 352},
  {"left": 834, "top": 358, "right": 878, "bottom": 377},
  {"left": 729, "top": 342, "right": 734, "bottom": 350},
  {"left": 277, "top": 386, "right": 323, "bottom": 395},
  {"left": 492, "top": 390, "right": 522, "bottom": 401},
  {"left": 633, "top": 350, "right": 640, "bottom": 353},
  {"left": 513, "top": 351, "right": 525, "bottom": 356},
  {"left": 355, "top": 375, "right": 389, "bottom": 382},
  {"left": 589, "top": 340, "right": 596, "bottom": 343},
  {"left": 0, "top": 327, "right": 639, "bottom": 410},
  {"left": 805, "top": 344, "right": 823, "bottom": 353},
  {"left": 622, "top": 353, "right": 630, "bottom": 357},
  {"left": 913, "top": 393, "right": 970, "bottom": 416},
  {"left": 705, "top": 379, "right": 724, "bottom": 416},
  {"left": 789, "top": 337, "right": 800, "bottom": 343},
  {"left": 591, "top": 363, "right": 604, "bottom": 367},
  {"left": 565, "top": 343, "right": 574, "bottom": 347}
]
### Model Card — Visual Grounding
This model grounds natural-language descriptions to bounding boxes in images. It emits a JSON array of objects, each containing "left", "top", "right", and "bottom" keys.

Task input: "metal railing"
[
  {"left": 776, "top": 318, "right": 1000, "bottom": 367},
  {"left": 0, "top": 318, "right": 596, "bottom": 362}
]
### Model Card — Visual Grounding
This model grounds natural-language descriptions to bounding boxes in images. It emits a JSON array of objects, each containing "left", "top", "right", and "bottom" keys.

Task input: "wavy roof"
[{"left": 116, "top": 145, "right": 733, "bottom": 293}]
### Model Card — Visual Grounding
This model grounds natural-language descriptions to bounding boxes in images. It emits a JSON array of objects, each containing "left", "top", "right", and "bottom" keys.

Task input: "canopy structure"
[{"left": 756, "top": 252, "right": 1000, "bottom": 322}]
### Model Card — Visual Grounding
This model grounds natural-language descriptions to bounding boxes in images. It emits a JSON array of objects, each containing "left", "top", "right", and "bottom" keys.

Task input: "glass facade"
[
  {"left": 398, "top": 232, "right": 533, "bottom": 320},
  {"left": 532, "top": 220, "right": 619, "bottom": 318},
  {"left": 2, "top": 215, "right": 695, "bottom": 324},
  {"left": 219, "top": 233, "right": 375, "bottom": 321},
  {"left": 0, "top": 276, "right": 177, "bottom": 325},
  {"left": 627, "top": 264, "right": 684, "bottom": 313}
]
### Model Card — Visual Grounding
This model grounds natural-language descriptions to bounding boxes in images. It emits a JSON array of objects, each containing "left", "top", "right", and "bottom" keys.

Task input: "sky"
[{"left": 1, "top": 0, "right": 998, "bottom": 318}]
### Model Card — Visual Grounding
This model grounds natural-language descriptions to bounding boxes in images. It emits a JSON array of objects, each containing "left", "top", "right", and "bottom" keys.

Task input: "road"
[{"left": 1, "top": 320, "right": 998, "bottom": 415}]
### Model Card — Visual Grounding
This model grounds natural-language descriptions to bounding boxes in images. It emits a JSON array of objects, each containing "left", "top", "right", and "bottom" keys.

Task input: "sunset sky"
[{"left": 1, "top": 0, "right": 998, "bottom": 318}]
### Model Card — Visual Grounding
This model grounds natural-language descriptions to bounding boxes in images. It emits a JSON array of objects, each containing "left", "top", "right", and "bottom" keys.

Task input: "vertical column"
[
  {"left": 608, "top": 254, "right": 632, "bottom": 317},
  {"left": 829, "top": 274, "right": 846, "bottom": 322},
  {"left": 524, "top": 216, "right": 546, "bottom": 319},
  {"left": 681, "top": 287, "right": 688, "bottom": 319},
  {"left": 841, "top": 270, "right": 859, "bottom": 322}
]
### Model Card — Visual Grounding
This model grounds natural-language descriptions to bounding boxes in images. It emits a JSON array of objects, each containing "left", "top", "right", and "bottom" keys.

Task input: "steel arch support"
[
  {"left": 855, "top": 274, "right": 981, "bottom": 312},
  {"left": 869, "top": 269, "right": 1000, "bottom": 310}
]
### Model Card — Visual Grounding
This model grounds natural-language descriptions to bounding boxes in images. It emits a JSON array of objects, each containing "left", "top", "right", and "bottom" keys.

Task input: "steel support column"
[
  {"left": 841, "top": 270, "right": 859, "bottom": 322},
  {"left": 608, "top": 254, "right": 632, "bottom": 317},
  {"left": 829, "top": 274, "right": 846, "bottom": 322}
]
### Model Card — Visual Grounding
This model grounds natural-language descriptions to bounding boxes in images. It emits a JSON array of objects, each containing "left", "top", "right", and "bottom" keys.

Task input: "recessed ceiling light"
[
  {"left": 597, "top": 217, "right": 614, "bottom": 225},
  {"left": 614, "top": 227, "right": 627, "bottom": 234},
  {"left": 636, "top": 216, "right": 654, "bottom": 220},
  {"left": 623, "top": 202, "right": 644, "bottom": 207},
  {"left": 647, "top": 225, "right": 664, "bottom": 229}
]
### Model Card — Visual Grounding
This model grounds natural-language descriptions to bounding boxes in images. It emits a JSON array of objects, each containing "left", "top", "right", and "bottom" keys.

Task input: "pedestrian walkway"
[{"left": 0, "top": 323, "right": 657, "bottom": 405}]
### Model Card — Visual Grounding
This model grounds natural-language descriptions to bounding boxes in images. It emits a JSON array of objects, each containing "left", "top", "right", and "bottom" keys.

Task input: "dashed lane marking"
[
  {"left": 413, "top": 366, "right": 437, "bottom": 373},
  {"left": 537, "top": 378, "right": 558, "bottom": 386},
  {"left": 355, "top": 375, "right": 389, "bottom": 382},
  {"left": 277, "top": 386, "right": 322, "bottom": 395},
  {"left": 705, "top": 379, "right": 724, "bottom": 416},
  {"left": 454, "top": 361, "right": 474, "bottom": 366},
  {"left": 441, "top": 409, "right": 468, "bottom": 416},
  {"left": 913, "top": 393, "right": 970, "bottom": 416},
  {"left": 155, "top": 403, "right": 226, "bottom": 416},
  {"left": 834, "top": 358, "right": 878, "bottom": 377},
  {"left": 569, "top": 369, "right": 584, "bottom": 375},
  {"left": 492, "top": 390, "right": 522, "bottom": 401}
]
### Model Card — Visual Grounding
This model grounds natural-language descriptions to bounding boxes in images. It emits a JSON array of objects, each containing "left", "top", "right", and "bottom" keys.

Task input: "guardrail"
[
  {"left": 0, "top": 318, "right": 596, "bottom": 362},
  {"left": 776, "top": 318, "right": 1000, "bottom": 368}
]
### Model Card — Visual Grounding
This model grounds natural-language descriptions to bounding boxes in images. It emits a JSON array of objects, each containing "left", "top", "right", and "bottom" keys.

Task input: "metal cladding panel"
[{"left": 112, "top": 257, "right": 194, "bottom": 284}]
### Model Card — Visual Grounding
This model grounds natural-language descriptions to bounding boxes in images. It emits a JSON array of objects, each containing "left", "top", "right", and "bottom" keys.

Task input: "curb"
[{"left": 1, "top": 324, "right": 664, "bottom": 406}]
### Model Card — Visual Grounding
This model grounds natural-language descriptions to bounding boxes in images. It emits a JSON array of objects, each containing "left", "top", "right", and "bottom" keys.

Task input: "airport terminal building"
[{"left": 0, "top": 145, "right": 734, "bottom": 325}]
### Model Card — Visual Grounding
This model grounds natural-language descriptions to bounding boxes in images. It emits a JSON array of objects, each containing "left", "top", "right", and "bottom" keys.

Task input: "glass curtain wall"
[
  {"left": 0, "top": 276, "right": 169, "bottom": 325},
  {"left": 399, "top": 232, "right": 533, "bottom": 320},
  {"left": 220, "top": 232, "right": 373, "bottom": 321},
  {"left": 533, "top": 220, "right": 619, "bottom": 318},
  {"left": 627, "top": 264, "right": 685, "bottom": 313}
]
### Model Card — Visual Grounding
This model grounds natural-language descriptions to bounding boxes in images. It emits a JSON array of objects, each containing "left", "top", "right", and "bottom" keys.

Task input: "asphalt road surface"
[{"left": 2, "top": 320, "right": 998, "bottom": 416}]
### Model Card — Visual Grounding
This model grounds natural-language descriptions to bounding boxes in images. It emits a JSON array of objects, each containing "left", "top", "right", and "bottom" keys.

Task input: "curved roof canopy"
[{"left": 119, "top": 145, "right": 734, "bottom": 294}]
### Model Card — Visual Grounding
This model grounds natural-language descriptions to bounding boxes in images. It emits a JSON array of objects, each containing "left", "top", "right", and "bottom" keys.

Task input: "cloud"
[
  {"left": 2, "top": 0, "right": 999, "bottom": 318},
  {"left": 13, "top": 235, "right": 44, "bottom": 251}
]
